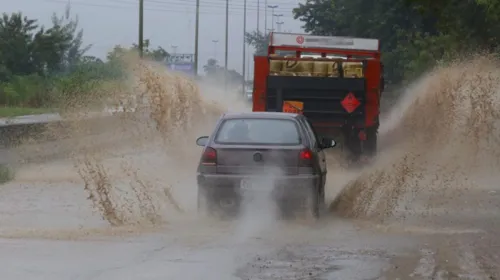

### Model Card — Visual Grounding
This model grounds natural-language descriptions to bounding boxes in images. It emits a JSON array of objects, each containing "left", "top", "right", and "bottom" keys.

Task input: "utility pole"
[
  {"left": 272, "top": 13, "right": 282, "bottom": 32},
  {"left": 247, "top": 50, "right": 250, "bottom": 81},
  {"left": 194, "top": 0, "right": 200, "bottom": 76},
  {"left": 242, "top": 0, "right": 247, "bottom": 92},
  {"left": 170, "top": 45, "right": 178, "bottom": 70},
  {"left": 264, "top": 0, "right": 268, "bottom": 33},
  {"left": 224, "top": 0, "right": 229, "bottom": 91},
  {"left": 212, "top": 40, "right": 218, "bottom": 61},
  {"left": 186, "top": 8, "right": 193, "bottom": 48},
  {"left": 257, "top": 0, "right": 260, "bottom": 34},
  {"left": 276, "top": 21, "right": 284, "bottom": 32},
  {"left": 138, "top": 0, "right": 144, "bottom": 57},
  {"left": 267, "top": 5, "right": 278, "bottom": 34},
  {"left": 267, "top": 28, "right": 274, "bottom": 39}
]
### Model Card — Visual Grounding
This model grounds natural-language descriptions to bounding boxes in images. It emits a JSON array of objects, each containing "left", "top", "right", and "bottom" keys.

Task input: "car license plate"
[{"left": 240, "top": 179, "right": 269, "bottom": 191}]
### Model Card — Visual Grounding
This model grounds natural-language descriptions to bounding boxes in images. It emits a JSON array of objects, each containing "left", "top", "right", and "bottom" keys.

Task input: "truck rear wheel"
[
  {"left": 364, "top": 128, "right": 378, "bottom": 157},
  {"left": 342, "top": 127, "right": 377, "bottom": 162},
  {"left": 345, "top": 134, "right": 362, "bottom": 162}
]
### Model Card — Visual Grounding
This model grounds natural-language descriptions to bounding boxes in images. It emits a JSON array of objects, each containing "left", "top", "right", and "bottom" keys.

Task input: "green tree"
[
  {"left": 406, "top": 0, "right": 500, "bottom": 51},
  {"left": 292, "top": 0, "right": 437, "bottom": 84},
  {"left": 0, "top": 12, "right": 40, "bottom": 81},
  {"left": 49, "top": 5, "right": 92, "bottom": 72},
  {"left": 0, "top": 4, "right": 90, "bottom": 81},
  {"left": 226, "top": 69, "right": 244, "bottom": 83},
  {"left": 203, "top": 58, "right": 219, "bottom": 75},
  {"left": 131, "top": 39, "right": 170, "bottom": 62},
  {"left": 245, "top": 30, "right": 268, "bottom": 55},
  {"left": 0, "top": 6, "right": 105, "bottom": 107},
  {"left": 292, "top": 0, "right": 500, "bottom": 84},
  {"left": 202, "top": 58, "right": 243, "bottom": 85},
  {"left": 107, "top": 39, "right": 170, "bottom": 63}
]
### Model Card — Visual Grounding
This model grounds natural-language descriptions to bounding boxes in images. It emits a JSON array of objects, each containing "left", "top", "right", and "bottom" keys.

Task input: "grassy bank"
[
  {"left": 0, "top": 107, "right": 56, "bottom": 118},
  {"left": 0, "top": 165, "right": 13, "bottom": 184}
]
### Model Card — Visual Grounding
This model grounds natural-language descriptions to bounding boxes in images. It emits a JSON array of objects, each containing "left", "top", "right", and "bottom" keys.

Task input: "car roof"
[{"left": 221, "top": 112, "right": 300, "bottom": 120}]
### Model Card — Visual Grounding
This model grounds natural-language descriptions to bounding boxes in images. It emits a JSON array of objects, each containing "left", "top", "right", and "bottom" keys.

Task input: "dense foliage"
[
  {"left": 245, "top": 0, "right": 500, "bottom": 86},
  {"left": 0, "top": 6, "right": 172, "bottom": 109},
  {"left": 0, "top": 4, "right": 245, "bottom": 111},
  {"left": 203, "top": 58, "right": 244, "bottom": 85}
]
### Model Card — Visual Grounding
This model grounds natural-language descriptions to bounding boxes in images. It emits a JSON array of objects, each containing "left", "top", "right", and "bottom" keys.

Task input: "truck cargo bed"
[{"left": 266, "top": 76, "right": 366, "bottom": 126}]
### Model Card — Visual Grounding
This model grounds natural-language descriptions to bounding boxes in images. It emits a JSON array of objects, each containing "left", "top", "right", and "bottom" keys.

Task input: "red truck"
[{"left": 252, "top": 32, "right": 384, "bottom": 161}]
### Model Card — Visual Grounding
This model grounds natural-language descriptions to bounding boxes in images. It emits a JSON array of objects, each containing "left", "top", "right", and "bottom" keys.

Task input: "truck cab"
[{"left": 252, "top": 32, "right": 384, "bottom": 160}]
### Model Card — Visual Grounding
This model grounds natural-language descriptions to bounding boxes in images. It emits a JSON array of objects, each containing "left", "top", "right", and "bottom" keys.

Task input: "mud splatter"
[
  {"left": 52, "top": 54, "right": 248, "bottom": 227},
  {"left": 331, "top": 55, "right": 500, "bottom": 222}
]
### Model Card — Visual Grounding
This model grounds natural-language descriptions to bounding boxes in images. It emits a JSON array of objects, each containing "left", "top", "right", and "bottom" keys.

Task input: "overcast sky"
[{"left": 3, "top": 0, "right": 305, "bottom": 77}]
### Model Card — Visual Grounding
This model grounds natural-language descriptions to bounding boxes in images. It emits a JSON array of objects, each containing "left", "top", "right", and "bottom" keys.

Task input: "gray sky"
[{"left": 3, "top": 0, "right": 305, "bottom": 78}]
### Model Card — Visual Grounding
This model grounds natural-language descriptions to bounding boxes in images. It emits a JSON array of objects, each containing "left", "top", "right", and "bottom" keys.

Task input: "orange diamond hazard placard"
[
  {"left": 341, "top": 92, "right": 360, "bottom": 113},
  {"left": 283, "top": 100, "right": 304, "bottom": 114}
]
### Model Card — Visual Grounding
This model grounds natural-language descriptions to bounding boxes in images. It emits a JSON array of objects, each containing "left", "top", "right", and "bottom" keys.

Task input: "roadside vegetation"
[
  {"left": 0, "top": 5, "right": 172, "bottom": 117},
  {"left": 0, "top": 4, "right": 246, "bottom": 118},
  {"left": 0, "top": 165, "right": 13, "bottom": 184},
  {"left": 0, "top": 107, "right": 55, "bottom": 118}
]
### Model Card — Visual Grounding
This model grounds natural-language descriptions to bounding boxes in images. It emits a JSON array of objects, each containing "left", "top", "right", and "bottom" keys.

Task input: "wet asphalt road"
[
  {"left": 1, "top": 118, "right": 499, "bottom": 279},
  {"left": 0, "top": 155, "right": 498, "bottom": 280}
]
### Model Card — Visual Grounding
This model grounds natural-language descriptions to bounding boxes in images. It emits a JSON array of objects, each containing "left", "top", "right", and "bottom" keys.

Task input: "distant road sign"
[
  {"left": 164, "top": 53, "right": 195, "bottom": 75},
  {"left": 166, "top": 53, "right": 194, "bottom": 64},
  {"left": 166, "top": 62, "right": 194, "bottom": 76}
]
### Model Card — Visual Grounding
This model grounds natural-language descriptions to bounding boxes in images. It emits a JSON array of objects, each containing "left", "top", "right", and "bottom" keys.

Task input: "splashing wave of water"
[{"left": 331, "top": 56, "right": 500, "bottom": 222}]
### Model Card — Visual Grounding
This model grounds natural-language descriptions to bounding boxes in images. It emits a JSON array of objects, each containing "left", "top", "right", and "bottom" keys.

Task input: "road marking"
[
  {"left": 409, "top": 248, "right": 436, "bottom": 279},
  {"left": 371, "top": 223, "right": 485, "bottom": 235},
  {"left": 457, "top": 244, "right": 489, "bottom": 279}
]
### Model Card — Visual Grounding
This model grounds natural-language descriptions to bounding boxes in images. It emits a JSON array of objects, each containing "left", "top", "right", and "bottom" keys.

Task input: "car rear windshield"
[{"left": 214, "top": 118, "right": 301, "bottom": 145}]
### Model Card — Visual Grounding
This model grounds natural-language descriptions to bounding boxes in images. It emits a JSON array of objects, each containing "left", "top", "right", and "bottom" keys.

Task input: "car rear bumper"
[{"left": 197, "top": 173, "right": 319, "bottom": 198}]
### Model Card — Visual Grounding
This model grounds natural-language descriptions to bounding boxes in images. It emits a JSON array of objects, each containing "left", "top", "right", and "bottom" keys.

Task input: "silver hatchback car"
[{"left": 195, "top": 112, "right": 336, "bottom": 219}]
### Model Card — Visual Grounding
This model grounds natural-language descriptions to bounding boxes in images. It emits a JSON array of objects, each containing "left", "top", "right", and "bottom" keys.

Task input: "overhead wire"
[
  {"left": 38, "top": 0, "right": 301, "bottom": 62},
  {"left": 42, "top": 0, "right": 299, "bottom": 17},
  {"left": 143, "top": 0, "right": 299, "bottom": 10}
]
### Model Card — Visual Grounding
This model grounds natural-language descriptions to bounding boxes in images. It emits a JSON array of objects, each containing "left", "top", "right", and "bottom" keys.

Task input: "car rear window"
[{"left": 214, "top": 118, "right": 301, "bottom": 145}]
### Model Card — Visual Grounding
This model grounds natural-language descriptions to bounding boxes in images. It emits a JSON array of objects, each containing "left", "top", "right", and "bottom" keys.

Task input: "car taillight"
[
  {"left": 201, "top": 147, "right": 217, "bottom": 165},
  {"left": 299, "top": 148, "right": 313, "bottom": 166}
]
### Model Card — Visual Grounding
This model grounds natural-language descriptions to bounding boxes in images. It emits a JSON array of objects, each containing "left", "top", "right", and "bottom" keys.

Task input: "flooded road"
[
  {"left": 1, "top": 56, "right": 500, "bottom": 279},
  {"left": 0, "top": 156, "right": 498, "bottom": 280}
]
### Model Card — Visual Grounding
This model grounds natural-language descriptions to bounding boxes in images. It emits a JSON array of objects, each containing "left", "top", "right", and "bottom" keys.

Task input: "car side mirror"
[
  {"left": 320, "top": 138, "right": 336, "bottom": 149},
  {"left": 196, "top": 136, "right": 209, "bottom": 147}
]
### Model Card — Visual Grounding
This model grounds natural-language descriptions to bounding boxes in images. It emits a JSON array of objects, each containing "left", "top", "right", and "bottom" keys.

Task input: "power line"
[
  {"left": 142, "top": 0, "right": 299, "bottom": 9},
  {"left": 42, "top": 0, "right": 297, "bottom": 16},
  {"left": 139, "top": 0, "right": 297, "bottom": 13},
  {"left": 148, "top": 0, "right": 300, "bottom": 5}
]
